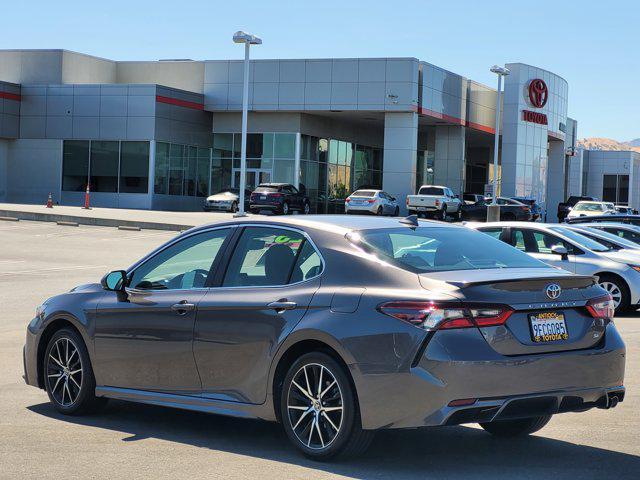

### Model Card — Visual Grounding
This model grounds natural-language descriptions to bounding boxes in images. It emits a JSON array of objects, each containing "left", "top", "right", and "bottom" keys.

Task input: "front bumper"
[
  {"left": 352, "top": 323, "right": 625, "bottom": 430},
  {"left": 203, "top": 204, "right": 232, "bottom": 212},
  {"left": 23, "top": 321, "right": 40, "bottom": 388}
]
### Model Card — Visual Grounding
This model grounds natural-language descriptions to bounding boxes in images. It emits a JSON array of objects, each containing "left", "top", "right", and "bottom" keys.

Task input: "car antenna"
[{"left": 399, "top": 215, "right": 419, "bottom": 227}]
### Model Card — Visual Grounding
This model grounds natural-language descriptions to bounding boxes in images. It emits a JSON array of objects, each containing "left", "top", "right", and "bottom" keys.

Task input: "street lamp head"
[
  {"left": 233, "top": 31, "right": 262, "bottom": 45},
  {"left": 490, "top": 65, "right": 510, "bottom": 76}
]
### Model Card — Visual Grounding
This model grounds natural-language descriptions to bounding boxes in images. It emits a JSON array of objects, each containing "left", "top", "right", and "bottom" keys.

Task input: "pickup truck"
[
  {"left": 557, "top": 195, "right": 597, "bottom": 222},
  {"left": 406, "top": 185, "right": 463, "bottom": 220}
]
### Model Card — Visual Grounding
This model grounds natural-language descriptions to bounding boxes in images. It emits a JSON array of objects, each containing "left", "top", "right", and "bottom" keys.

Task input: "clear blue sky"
[{"left": 3, "top": 0, "right": 637, "bottom": 140}]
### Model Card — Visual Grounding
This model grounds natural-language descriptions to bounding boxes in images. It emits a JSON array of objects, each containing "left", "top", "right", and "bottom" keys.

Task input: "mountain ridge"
[{"left": 577, "top": 137, "right": 640, "bottom": 153}]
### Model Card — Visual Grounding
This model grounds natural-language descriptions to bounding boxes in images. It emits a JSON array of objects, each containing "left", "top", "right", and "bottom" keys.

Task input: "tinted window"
[
  {"left": 602, "top": 227, "right": 640, "bottom": 244},
  {"left": 130, "top": 229, "right": 229, "bottom": 290},
  {"left": 512, "top": 228, "right": 576, "bottom": 255},
  {"left": 223, "top": 227, "right": 310, "bottom": 287},
  {"left": 479, "top": 227, "right": 504, "bottom": 240},
  {"left": 352, "top": 227, "right": 545, "bottom": 273},
  {"left": 290, "top": 241, "right": 323, "bottom": 283},
  {"left": 352, "top": 190, "right": 376, "bottom": 197},
  {"left": 418, "top": 187, "right": 445, "bottom": 195},
  {"left": 549, "top": 226, "right": 610, "bottom": 252}
]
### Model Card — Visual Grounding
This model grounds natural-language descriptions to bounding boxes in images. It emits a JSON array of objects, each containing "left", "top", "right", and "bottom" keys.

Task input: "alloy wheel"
[
  {"left": 600, "top": 281, "right": 622, "bottom": 309},
  {"left": 46, "top": 337, "right": 83, "bottom": 407},
  {"left": 287, "top": 363, "right": 344, "bottom": 450}
]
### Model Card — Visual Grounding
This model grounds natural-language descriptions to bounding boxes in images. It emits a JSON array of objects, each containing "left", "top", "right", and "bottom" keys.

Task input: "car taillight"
[
  {"left": 435, "top": 199, "right": 441, "bottom": 207},
  {"left": 586, "top": 294, "right": 615, "bottom": 320},
  {"left": 377, "top": 301, "right": 512, "bottom": 330},
  {"left": 367, "top": 199, "right": 375, "bottom": 203},
  {"left": 345, "top": 198, "right": 351, "bottom": 203},
  {"left": 406, "top": 198, "right": 410, "bottom": 205},
  {"left": 270, "top": 193, "right": 283, "bottom": 198}
]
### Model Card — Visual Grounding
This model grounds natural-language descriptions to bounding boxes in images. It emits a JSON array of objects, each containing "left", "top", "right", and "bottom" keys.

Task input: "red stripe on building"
[
  {"left": 156, "top": 95, "right": 204, "bottom": 111},
  {"left": 0, "top": 92, "right": 21, "bottom": 101},
  {"left": 417, "top": 106, "right": 496, "bottom": 135}
]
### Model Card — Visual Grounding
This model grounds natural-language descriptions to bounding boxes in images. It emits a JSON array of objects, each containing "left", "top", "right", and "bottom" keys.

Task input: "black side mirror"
[
  {"left": 551, "top": 244, "right": 569, "bottom": 260},
  {"left": 101, "top": 270, "right": 127, "bottom": 291}
]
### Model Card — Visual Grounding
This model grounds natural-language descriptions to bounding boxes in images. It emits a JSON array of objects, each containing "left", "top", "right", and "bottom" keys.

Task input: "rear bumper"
[
  {"left": 345, "top": 205, "right": 376, "bottom": 214},
  {"left": 250, "top": 203, "right": 281, "bottom": 211},
  {"left": 351, "top": 323, "right": 625, "bottom": 430}
]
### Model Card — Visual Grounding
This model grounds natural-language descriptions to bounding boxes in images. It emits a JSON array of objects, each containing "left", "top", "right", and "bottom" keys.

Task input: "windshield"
[
  {"left": 549, "top": 226, "right": 611, "bottom": 252},
  {"left": 418, "top": 187, "right": 445, "bottom": 195},
  {"left": 351, "top": 190, "right": 376, "bottom": 197},
  {"left": 350, "top": 226, "right": 546, "bottom": 273},
  {"left": 573, "top": 227, "right": 640, "bottom": 249},
  {"left": 574, "top": 203, "right": 603, "bottom": 212}
]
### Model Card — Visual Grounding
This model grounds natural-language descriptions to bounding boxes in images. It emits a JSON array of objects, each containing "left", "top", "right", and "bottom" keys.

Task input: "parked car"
[
  {"left": 566, "top": 201, "right": 615, "bottom": 220},
  {"left": 581, "top": 223, "right": 640, "bottom": 245},
  {"left": 461, "top": 197, "right": 532, "bottom": 222},
  {"left": 557, "top": 196, "right": 598, "bottom": 222},
  {"left": 203, "top": 188, "right": 252, "bottom": 213},
  {"left": 24, "top": 216, "right": 625, "bottom": 460},
  {"left": 511, "top": 196, "right": 542, "bottom": 221},
  {"left": 250, "top": 183, "right": 310, "bottom": 215},
  {"left": 469, "top": 221, "right": 640, "bottom": 312},
  {"left": 462, "top": 193, "right": 484, "bottom": 205},
  {"left": 406, "top": 185, "right": 462, "bottom": 220},
  {"left": 345, "top": 189, "right": 400, "bottom": 216},
  {"left": 565, "top": 214, "right": 640, "bottom": 227},
  {"left": 563, "top": 225, "right": 640, "bottom": 252},
  {"left": 614, "top": 205, "right": 635, "bottom": 215}
]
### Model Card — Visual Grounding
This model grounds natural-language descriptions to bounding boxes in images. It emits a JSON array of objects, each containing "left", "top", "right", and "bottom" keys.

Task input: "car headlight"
[{"left": 35, "top": 301, "right": 48, "bottom": 319}]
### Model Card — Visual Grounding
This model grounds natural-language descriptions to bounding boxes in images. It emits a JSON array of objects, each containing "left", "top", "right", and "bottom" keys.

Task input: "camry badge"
[{"left": 545, "top": 283, "right": 561, "bottom": 300}]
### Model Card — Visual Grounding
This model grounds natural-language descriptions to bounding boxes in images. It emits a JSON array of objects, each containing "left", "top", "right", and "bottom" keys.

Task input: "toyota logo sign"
[
  {"left": 545, "top": 283, "right": 561, "bottom": 300},
  {"left": 528, "top": 79, "right": 548, "bottom": 108}
]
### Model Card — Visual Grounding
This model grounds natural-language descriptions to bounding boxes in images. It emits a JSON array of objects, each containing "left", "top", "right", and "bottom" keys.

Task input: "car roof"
[
  {"left": 190, "top": 215, "right": 462, "bottom": 237},
  {"left": 580, "top": 222, "right": 640, "bottom": 230}
]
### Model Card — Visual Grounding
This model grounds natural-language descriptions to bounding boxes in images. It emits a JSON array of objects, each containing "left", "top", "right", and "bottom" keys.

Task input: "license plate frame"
[{"left": 529, "top": 311, "right": 569, "bottom": 343}]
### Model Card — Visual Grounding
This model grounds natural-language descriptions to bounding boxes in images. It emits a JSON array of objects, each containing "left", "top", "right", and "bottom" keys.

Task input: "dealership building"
[{"left": 0, "top": 48, "right": 623, "bottom": 220}]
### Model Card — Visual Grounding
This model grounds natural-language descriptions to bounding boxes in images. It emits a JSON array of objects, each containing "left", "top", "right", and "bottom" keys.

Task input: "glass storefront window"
[
  {"left": 120, "top": 141, "right": 149, "bottom": 194},
  {"left": 274, "top": 133, "right": 295, "bottom": 158},
  {"left": 213, "top": 134, "right": 233, "bottom": 158},
  {"left": 62, "top": 140, "right": 89, "bottom": 192},
  {"left": 169, "top": 144, "right": 184, "bottom": 196},
  {"left": 90, "top": 141, "right": 119, "bottom": 193},
  {"left": 154, "top": 142, "right": 169, "bottom": 194},
  {"left": 318, "top": 139, "right": 328, "bottom": 163},
  {"left": 273, "top": 158, "right": 295, "bottom": 184},
  {"left": 196, "top": 148, "right": 210, "bottom": 197},
  {"left": 184, "top": 146, "right": 197, "bottom": 196}
]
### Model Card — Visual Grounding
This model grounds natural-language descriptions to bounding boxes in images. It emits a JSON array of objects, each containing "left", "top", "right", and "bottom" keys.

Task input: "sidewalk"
[{"left": 0, "top": 203, "right": 245, "bottom": 231}]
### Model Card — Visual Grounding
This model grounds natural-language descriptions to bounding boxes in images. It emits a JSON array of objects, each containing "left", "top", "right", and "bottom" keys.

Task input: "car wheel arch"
[
  {"left": 270, "top": 335, "right": 358, "bottom": 423},
  {"left": 36, "top": 317, "right": 90, "bottom": 389},
  {"left": 594, "top": 272, "right": 630, "bottom": 297}
]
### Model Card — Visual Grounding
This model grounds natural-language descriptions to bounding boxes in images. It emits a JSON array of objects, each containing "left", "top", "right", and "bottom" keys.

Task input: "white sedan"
[
  {"left": 345, "top": 189, "right": 400, "bottom": 216},
  {"left": 468, "top": 221, "right": 640, "bottom": 312},
  {"left": 566, "top": 201, "right": 616, "bottom": 219}
]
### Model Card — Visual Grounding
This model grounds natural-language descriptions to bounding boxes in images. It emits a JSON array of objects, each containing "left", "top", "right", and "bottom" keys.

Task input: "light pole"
[
  {"left": 232, "top": 30, "right": 262, "bottom": 217},
  {"left": 487, "top": 64, "right": 510, "bottom": 222}
]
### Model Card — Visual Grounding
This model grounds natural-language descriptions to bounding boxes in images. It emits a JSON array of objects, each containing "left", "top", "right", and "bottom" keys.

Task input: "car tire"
[
  {"left": 43, "top": 327, "right": 107, "bottom": 415},
  {"left": 439, "top": 205, "right": 447, "bottom": 221},
  {"left": 393, "top": 206, "right": 400, "bottom": 217},
  {"left": 282, "top": 202, "right": 290, "bottom": 215},
  {"left": 598, "top": 274, "right": 631, "bottom": 313},
  {"left": 230, "top": 202, "right": 238, "bottom": 214},
  {"left": 280, "top": 352, "right": 375, "bottom": 460},
  {"left": 303, "top": 202, "right": 311, "bottom": 215},
  {"left": 376, "top": 206, "right": 383, "bottom": 216},
  {"left": 479, "top": 415, "right": 552, "bottom": 437}
]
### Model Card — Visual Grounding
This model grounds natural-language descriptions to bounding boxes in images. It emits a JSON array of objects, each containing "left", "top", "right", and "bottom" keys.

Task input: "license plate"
[
  {"left": 529, "top": 312, "right": 568, "bottom": 343},
  {"left": 260, "top": 195, "right": 267, "bottom": 200}
]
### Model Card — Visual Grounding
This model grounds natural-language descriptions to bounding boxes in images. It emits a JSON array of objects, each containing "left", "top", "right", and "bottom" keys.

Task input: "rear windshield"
[
  {"left": 350, "top": 227, "right": 545, "bottom": 273},
  {"left": 418, "top": 187, "right": 445, "bottom": 195},
  {"left": 351, "top": 190, "right": 376, "bottom": 197},
  {"left": 254, "top": 186, "right": 279, "bottom": 193}
]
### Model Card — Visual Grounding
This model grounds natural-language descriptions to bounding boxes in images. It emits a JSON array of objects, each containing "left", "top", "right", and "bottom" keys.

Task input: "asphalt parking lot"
[{"left": 0, "top": 220, "right": 638, "bottom": 480}]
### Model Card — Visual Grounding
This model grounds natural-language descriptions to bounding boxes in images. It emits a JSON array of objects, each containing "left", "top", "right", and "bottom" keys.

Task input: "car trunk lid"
[{"left": 419, "top": 268, "right": 606, "bottom": 355}]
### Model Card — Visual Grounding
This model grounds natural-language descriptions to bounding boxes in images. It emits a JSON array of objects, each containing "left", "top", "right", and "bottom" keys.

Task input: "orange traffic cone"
[
  {"left": 83, "top": 184, "right": 91, "bottom": 210},
  {"left": 46, "top": 193, "right": 53, "bottom": 208}
]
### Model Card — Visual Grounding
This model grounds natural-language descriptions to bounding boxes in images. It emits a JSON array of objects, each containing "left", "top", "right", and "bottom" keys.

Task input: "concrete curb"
[{"left": 0, "top": 209, "right": 193, "bottom": 232}]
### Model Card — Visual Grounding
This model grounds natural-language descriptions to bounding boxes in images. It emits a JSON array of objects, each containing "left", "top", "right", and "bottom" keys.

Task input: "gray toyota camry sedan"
[{"left": 23, "top": 216, "right": 626, "bottom": 459}]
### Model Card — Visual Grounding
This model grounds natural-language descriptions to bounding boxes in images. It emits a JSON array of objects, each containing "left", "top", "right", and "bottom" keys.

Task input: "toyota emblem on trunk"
[{"left": 545, "top": 284, "right": 561, "bottom": 299}]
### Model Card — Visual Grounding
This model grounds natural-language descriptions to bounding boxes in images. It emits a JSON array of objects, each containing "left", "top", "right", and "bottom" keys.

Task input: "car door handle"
[
  {"left": 171, "top": 301, "right": 195, "bottom": 315},
  {"left": 267, "top": 300, "right": 297, "bottom": 312}
]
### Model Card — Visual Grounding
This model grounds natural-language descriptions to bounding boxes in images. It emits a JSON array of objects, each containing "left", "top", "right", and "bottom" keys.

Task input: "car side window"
[
  {"left": 532, "top": 231, "right": 574, "bottom": 254},
  {"left": 129, "top": 229, "right": 230, "bottom": 290},
  {"left": 479, "top": 227, "right": 504, "bottom": 241},
  {"left": 290, "top": 185, "right": 299, "bottom": 195},
  {"left": 223, "top": 227, "right": 318, "bottom": 287}
]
